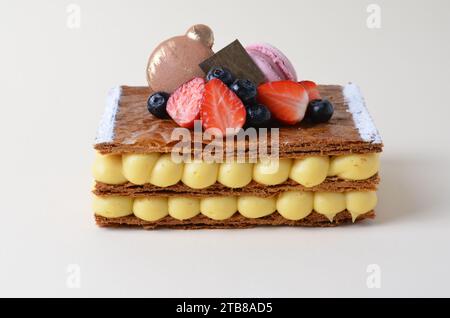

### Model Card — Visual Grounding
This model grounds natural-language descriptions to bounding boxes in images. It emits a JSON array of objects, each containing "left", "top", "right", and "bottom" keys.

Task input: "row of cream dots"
[
  {"left": 93, "top": 191, "right": 377, "bottom": 223},
  {"left": 93, "top": 152, "right": 380, "bottom": 189}
]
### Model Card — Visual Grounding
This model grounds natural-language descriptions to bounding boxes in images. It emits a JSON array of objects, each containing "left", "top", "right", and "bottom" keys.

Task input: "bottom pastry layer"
[{"left": 95, "top": 210, "right": 375, "bottom": 230}]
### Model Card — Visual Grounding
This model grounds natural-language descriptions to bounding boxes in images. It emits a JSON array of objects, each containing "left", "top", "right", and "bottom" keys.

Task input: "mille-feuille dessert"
[{"left": 92, "top": 25, "right": 383, "bottom": 229}]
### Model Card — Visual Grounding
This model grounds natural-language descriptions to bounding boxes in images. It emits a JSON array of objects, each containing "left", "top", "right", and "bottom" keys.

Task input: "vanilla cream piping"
[
  {"left": 93, "top": 191, "right": 377, "bottom": 222},
  {"left": 93, "top": 152, "right": 380, "bottom": 187}
]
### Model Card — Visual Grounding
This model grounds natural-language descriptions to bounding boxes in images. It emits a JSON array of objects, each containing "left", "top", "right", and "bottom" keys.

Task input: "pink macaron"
[{"left": 246, "top": 43, "right": 298, "bottom": 82}]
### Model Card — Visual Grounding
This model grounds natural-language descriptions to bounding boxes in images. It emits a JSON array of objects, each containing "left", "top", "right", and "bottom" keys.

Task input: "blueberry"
[
  {"left": 230, "top": 79, "right": 257, "bottom": 103},
  {"left": 245, "top": 104, "right": 272, "bottom": 128},
  {"left": 306, "top": 99, "right": 334, "bottom": 123},
  {"left": 206, "top": 67, "right": 235, "bottom": 86},
  {"left": 147, "top": 92, "right": 170, "bottom": 119}
]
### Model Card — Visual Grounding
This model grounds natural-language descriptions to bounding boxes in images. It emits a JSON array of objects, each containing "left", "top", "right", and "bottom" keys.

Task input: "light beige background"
[{"left": 1, "top": 0, "right": 449, "bottom": 297}]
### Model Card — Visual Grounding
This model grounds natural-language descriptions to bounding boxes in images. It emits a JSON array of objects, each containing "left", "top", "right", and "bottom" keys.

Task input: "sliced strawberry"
[
  {"left": 299, "top": 80, "right": 321, "bottom": 100},
  {"left": 257, "top": 81, "right": 309, "bottom": 125},
  {"left": 201, "top": 79, "right": 246, "bottom": 135},
  {"left": 167, "top": 77, "right": 205, "bottom": 128}
]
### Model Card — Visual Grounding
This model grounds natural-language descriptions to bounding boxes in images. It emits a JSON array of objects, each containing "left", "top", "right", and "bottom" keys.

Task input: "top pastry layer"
[{"left": 94, "top": 84, "right": 383, "bottom": 156}]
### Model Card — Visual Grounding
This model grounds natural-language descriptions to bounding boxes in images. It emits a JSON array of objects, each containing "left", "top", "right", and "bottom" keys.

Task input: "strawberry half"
[
  {"left": 257, "top": 81, "right": 309, "bottom": 125},
  {"left": 167, "top": 77, "right": 205, "bottom": 128},
  {"left": 200, "top": 79, "right": 246, "bottom": 135},
  {"left": 299, "top": 80, "right": 321, "bottom": 100}
]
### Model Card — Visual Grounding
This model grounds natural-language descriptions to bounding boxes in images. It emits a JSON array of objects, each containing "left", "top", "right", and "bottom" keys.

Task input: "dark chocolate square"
[{"left": 199, "top": 40, "right": 267, "bottom": 85}]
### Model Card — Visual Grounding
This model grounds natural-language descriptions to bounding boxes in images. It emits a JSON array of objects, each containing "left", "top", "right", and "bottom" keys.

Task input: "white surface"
[
  {"left": 95, "top": 86, "right": 121, "bottom": 144},
  {"left": 344, "top": 83, "right": 382, "bottom": 144},
  {"left": 1, "top": 0, "right": 450, "bottom": 297}
]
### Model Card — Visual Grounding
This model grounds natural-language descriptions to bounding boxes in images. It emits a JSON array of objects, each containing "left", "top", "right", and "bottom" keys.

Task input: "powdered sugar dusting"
[
  {"left": 95, "top": 86, "right": 122, "bottom": 144},
  {"left": 343, "top": 83, "right": 382, "bottom": 144}
]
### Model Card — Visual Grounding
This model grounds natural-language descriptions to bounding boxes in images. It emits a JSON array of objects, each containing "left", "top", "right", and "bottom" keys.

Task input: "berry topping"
[
  {"left": 200, "top": 79, "right": 246, "bottom": 135},
  {"left": 230, "top": 79, "right": 257, "bottom": 104},
  {"left": 206, "top": 67, "right": 235, "bottom": 86},
  {"left": 299, "top": 80, "right": 321, "bottom": 100},
  {"left": 306, "top": 99, "right": 334, "bottom": 123},
  {"left": 147, "top": 92, "right": 170, "bottom": 119},
  {"left": 245, "top": 104, "right": 272, "bottom": 128},
  {"left": 166, "top": 77, "right": 206, "bottom": 128},
  {"left": 257, "top": 81, "right": 309, "bottom": 125}
]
